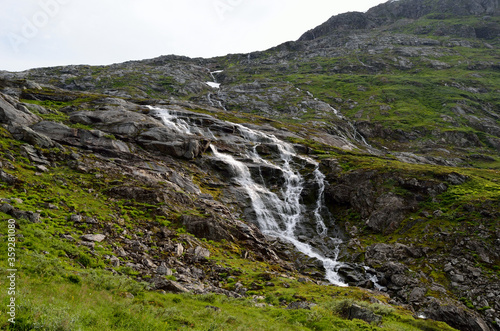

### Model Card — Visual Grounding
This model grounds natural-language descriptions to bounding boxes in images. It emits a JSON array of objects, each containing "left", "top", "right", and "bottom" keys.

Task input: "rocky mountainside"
[
  {"left": 0, "top": 0, "right": 499, "bottom": 330},
  {"left": 300, "top": 0, "right": 500, "bottom": 40}
]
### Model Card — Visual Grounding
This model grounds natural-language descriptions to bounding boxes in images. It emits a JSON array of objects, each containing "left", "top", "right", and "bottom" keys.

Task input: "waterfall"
[
  {"left": 312, "top": 167, "right": 328, "bottom": 236},
  {"left": 206, "top": 70, "right": 227, "bottom": 110},
  {"left": 206, "top": 70, "right": 223, "bottom": 89},
  {"left": 149, "top": 106, "right": 193, "bottom": 135},
  {"left": 150, "top": 106, "right": 347, "bottom": 287},
  {"left": 206, "top": 73, "right": 221, "bottom": 89},
  {"left": 211, "top": 145, "right": 282, "bottom": 233},
  {"left": 348, "top": 122, "right": 372, "bottom": 148}
]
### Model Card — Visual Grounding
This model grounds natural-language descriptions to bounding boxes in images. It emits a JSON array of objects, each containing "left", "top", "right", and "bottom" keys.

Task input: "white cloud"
[{"left": 0, "top": 0, "right": 388, "bottom": 71}]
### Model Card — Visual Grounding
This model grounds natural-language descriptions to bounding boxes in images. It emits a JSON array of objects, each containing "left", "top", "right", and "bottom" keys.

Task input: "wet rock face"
[{"left": 336, "top": 264, "right": 369, "bottom": 286}]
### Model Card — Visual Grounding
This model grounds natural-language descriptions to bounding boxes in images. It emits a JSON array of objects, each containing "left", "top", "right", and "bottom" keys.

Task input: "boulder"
[
  {"left": 424, "top": 299, "right": 492, "bottom": 331},
  {"left": 365, "top": 243, "right": 394, "bottom": 262},
  {"left": 151, "top": 277, "right": 189, "bottom": 293},
  {"left": 81, "top": 234, "right": 106, "bottom": 242},
  {"left": 1, "top": 204, "right": 41, "bottom": 223},
  {"left": 109, "top": 255, "right": 120, "bottom": 267},
  {"left": 20, "top": 145, "right": 50, "bottom": 165},
  {"left": 0, "top": 170, "right": 18, "bottom": 185},
  {"left": 141, "top": 257, "right": 157, "bottom": 269},
  {"left": 115, "top": 247, "right": 128, "bottom": 257},
  {"left": 0, "top": 203, "right": 15, "bottom": 214},
  {"left": 174, "top": 243, "right": 184, "bottom": 257},
  {"left": 69, "top": 214, "right": 82, "bottom": 223},
  {"left": 409, "top": 287, "right": 427, "bottom": 303},
  {"left": 156, "top": 263, "right": 172, "bottom": 276},
  {"left": 194, "top": 246, "right": 210, "bottom": 259},
  {"left": 347, "top": 304, "right": 382, "bottom": 325},
  {"left": 127, "top": 240, "right": 148, "bottom": 253},
  {"left": 22, "top": 102, "right": 52, "bottom": 115},
  {"left": 31, "top": 121, "right": 74, "bottom": 141}
]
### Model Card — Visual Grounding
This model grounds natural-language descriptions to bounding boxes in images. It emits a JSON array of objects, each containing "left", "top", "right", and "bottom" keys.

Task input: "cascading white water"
[
  {"left": 206, "top": 70, "right": 227, "bottom": 110},
  {"left": 206, "top": 70, "right": 222, "bottom": 89},
  {"left": 312, "top": 167, "right": 328, "bottom": 237},
  {"left": 210, "top": 145, "right": 282, "bottom": 233},
  {"left": 150, "top": 106, "right": 347, "bottom": 286},
  {"left": 151, "top": 107, "right": 193, "bottom": 135}
]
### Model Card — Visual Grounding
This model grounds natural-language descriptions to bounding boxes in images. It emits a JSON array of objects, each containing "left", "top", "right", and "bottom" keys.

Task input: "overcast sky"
[{"left": 1, "top": 0, "right": 388, "bottom": 72}]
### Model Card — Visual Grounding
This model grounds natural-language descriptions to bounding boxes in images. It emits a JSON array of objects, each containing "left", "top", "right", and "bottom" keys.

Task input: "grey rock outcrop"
[
  {"left": 10, "top": 126, "right": 55, "bottom": 148},
  {"left": 0, "top": 170, "right": 18, "bottom": 185},
  {"left": 0, "top": 93, "right": 41, "bottom": 128},
  {"left": 69, "top": 110, "right": 162, "bottom": 137},
  {"left": 424, "top": 299, "right": 492, "bottom": 331},
  {"left": 151, "top": 277, "right": 189, "bottom": 293},
  {"left": 138, "top": 126, "right": 210, "bottom": 160},
  {"left": 346, "top": 304, "right": 382, "bottom": 325},
  {"left": 32, "top": 121, "right": 135, "bottom": 154},
  {"left": 81, "top": 234, "right": 106, "bottom": 242},
  {"left": 300, "top": 0, "right": 500, "bottom": 41},
  {"left": 0, "top": 203, "right": 40, "bottom": 223}
]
